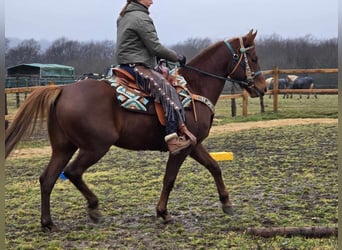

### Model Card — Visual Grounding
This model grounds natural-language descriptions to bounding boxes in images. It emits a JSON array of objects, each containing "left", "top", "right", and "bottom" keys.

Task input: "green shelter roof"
[{"left": 7, "top": 63, "right": 74, "bottom": 77}]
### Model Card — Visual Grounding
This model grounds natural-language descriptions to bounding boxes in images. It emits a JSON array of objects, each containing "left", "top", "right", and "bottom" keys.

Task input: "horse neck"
[{"left": 182, "top": 42, "right": 231, "bottom": 106}]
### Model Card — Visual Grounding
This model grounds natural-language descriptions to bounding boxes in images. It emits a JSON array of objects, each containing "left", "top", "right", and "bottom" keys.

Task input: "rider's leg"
[{"left": 132, "top": 65, "right": 196, "bottom": 154}]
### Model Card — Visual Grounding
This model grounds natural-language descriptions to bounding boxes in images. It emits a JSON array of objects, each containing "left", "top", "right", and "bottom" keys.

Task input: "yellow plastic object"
[{"left": 209, "top": 152, "right": 234, "bottom": 161}]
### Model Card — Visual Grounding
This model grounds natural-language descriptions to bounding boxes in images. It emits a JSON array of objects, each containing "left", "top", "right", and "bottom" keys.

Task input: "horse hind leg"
[
  {"left": 63, "top": 146, "right": 111, "bottom": 224},
  {"left": 40, "top": 144, "right": 77, "bottom": 231}
]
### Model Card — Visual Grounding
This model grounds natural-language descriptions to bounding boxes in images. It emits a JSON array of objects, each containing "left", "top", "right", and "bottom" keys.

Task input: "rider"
[{"left": 116, "top": 0, "right": 196, "bottom": 154}]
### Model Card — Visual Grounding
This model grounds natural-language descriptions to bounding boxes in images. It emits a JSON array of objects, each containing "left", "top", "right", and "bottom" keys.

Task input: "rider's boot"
[{"left": 165, "top": 133, "right": 191, "bottom": 155}]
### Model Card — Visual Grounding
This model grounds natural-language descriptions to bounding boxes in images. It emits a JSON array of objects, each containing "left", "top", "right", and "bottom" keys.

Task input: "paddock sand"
[
  {"left": 209, "top": 118, "right": 337, "bottom": 135},
  {"left": 8, "top": 118, "right": 338, "bottom": 159}
]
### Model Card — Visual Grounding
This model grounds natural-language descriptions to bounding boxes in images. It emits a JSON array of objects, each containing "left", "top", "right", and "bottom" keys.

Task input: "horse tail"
[{"left": 5, "top": 85, "right": 62, "bottom": 158}]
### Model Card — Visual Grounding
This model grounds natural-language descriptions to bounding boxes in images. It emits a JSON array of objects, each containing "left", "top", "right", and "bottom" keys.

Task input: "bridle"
[
  {"left": 224, "top": 37, "right": 262, "bottom": 83},
  {"left": 181, "top": 37, "right": 262, "bottom": 90}
]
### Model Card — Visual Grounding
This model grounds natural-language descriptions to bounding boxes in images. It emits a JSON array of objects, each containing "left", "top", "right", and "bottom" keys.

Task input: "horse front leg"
[
  {"left": 190, "top": 143, "right": 233, "bottom": 215},
  {"left": 156, "top": 153, "right": 188, "bottom": 223}
]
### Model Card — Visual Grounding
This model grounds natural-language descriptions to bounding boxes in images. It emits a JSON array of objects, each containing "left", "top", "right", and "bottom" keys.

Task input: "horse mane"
[{"left": 188, "top": 41, "right": 225, "bottom": 66}]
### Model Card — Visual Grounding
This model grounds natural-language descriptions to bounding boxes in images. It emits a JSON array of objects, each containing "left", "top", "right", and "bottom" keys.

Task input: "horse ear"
[{"left": 246, "top": 29, "right": 257, "bottom": 44}]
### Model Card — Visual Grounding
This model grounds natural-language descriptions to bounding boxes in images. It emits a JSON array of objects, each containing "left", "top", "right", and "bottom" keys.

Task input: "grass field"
[
  {"left": 5, "top": 124, "right": 337, "bottom": 249},
  {"left": 214, "top": 94, "right": 338, "bottom": 124},
  {"left": 5, "top": 94, "right": 338, "bottom": 249}
]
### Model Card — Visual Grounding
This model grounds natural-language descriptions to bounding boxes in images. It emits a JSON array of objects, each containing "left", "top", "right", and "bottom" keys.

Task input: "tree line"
[{"left": 5, "top": 34, "right": 337, "bottom": 87}]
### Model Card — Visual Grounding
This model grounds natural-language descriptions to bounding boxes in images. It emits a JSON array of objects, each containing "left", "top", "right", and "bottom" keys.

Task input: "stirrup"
[{"left": 179, "top": 124, "right": 197, "bottom": 145}]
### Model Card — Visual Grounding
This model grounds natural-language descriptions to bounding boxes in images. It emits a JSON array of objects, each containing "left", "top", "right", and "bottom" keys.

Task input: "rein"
[
  {"left": 181, "top": 64, "right": 250, "bottom": 87},
  {"left": 180, "top": 38, "right": 262, "bottom": 89}
]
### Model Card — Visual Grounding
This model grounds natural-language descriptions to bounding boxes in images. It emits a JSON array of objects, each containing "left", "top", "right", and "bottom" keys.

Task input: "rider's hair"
[{"left": 119, "top": 0, "right": 138, "bottom": 17}]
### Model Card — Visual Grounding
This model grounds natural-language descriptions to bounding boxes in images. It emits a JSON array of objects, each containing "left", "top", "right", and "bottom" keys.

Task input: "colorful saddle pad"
[{"left": 109, "top": 69, "right": 192, "bottom": 113}]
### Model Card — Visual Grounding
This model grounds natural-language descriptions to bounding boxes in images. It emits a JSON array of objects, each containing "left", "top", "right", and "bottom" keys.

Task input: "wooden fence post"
[
  {"left": 231, "top": 84, "right": 236, "bottom": 117},
  {"left": 5, "top": 93, "right": 8, "bottom": 129},
  {"left": 259, "top": 96, "right": 265, "bottom": 113},
  {"left": 273, "top": 66, "right": 279, "bottom": 112},
  {"left": 15, "top": 77, "right": 20, "bottom": 108},
  {"left": 242, "top": 90, "right": 248, "bottom": 116},
  {"left": 231, "top": 99, "right": 236, "bottom": 117}
]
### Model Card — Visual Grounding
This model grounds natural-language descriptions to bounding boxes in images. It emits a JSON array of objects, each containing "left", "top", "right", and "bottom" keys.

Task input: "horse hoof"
[
  {"left": 222, "top": 205, "right": 234, "bottom": 216},
  {"left": 156, "top": 210, "right": 173, "bottom": 224},
  {"left": 41, "top": 223, "right": 59, "bottom": 232},
  {"left": 88, "top": 208, "right": 103, "bottom": 223},
  {"left": 162, "top": 214, "right": 174, "bottom": 224}
]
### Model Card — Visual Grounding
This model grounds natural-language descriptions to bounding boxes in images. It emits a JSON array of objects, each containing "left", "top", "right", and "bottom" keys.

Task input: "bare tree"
[
  {"left": 257, "top": 34, "right": 337, "bottom": 70},
  {"left": 77, "top": 40, "right": 115, "bottom": 75},
  {"left": 5, "top": 39, "right": 41, "bottom": 67},
  {"left": 5, "top": 34, "right": 337, "bottom": 87},
  {"left": 43, "top": 37, "right": 81, "bottom": 66},
  {"left": 5, "top": 38, "right": 10, "bottom": 51},
  {"left": 171, "top": 37, "right": 212, "bottom": 61}
]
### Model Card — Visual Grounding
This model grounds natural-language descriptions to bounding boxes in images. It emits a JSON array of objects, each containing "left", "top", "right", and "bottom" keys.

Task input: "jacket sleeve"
[{"left": 136, "top": 14, "right": 179, "bottom": 62}]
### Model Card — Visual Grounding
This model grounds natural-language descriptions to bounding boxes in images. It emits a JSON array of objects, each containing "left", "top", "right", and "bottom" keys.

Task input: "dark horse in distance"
[
  {"left": 265, "top": 76, "right": 291, "bottom": 98},
  {"left": 5, "top": 30, "right": 267, "bottom": 231},
  {"left": 288, "top": 74, "right": 317, "bottom": 99}
]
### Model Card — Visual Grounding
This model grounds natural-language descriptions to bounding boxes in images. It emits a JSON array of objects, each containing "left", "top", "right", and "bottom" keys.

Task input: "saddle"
[{"left": 111, "top": 65, "right": 192, "bottom": 126}]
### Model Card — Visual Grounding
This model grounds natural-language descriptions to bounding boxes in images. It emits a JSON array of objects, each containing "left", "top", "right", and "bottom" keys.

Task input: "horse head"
[
  {"left": 225, "top": 29, "right": 267, "bottom": 97},
  {"left": 265, "top": 77, "right": 274, "bottom": 87},
  {"left": 287, "top": 74, "right": 298, "bottom": 82}
]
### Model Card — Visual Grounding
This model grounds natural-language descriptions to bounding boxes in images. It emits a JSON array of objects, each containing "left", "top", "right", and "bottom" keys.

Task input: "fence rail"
[
  {"left": 4, "top": 67, "right": 338, "bottom": 122},
  {"left": 264, "top": 67, "right": 338, "bottom": 113},
  {"left": 277, "top": 89, "right": 338, "bottom": 94},
  {"left": 262, "top": 68, "right": 338, "bottom": 75},
  {"left": 5, "top": 86, "right": 44, "bottom": 94}
]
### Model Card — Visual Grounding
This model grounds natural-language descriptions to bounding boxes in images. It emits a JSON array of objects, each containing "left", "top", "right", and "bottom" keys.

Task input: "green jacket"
[{"left": 116, "top": 2, "right": 178, "bottom": 68}]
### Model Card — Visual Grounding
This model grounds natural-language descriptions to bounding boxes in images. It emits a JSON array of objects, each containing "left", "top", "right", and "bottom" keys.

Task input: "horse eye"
[{"left": 252, "top": 56, "right": 258, "bottom": 63}]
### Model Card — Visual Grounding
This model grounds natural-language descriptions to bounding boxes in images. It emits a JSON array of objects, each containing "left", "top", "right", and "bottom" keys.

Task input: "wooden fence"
[
  {"left": 4, "top": 67, "right": 339, "bottom": 121},
  {"left": 220, "top": 67, "right": 338, "bottom": 115},
  {"left": 262, "top": 67, "right": 338, "bottom": 113}
]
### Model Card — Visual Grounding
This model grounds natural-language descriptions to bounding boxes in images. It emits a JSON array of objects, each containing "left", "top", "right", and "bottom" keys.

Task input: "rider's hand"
[{"left": 177, "top": 54, "right": 186, "bottom": 66}]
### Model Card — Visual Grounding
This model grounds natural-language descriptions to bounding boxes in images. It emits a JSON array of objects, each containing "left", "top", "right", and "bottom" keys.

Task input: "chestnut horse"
[{"left": 5, "top": 30, "right": 266, "bottom": 231}]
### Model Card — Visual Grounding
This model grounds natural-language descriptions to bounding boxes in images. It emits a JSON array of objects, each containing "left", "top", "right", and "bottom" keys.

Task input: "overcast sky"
[{"left": 5, "top": 0, "right": 338, "bottom": 45}]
